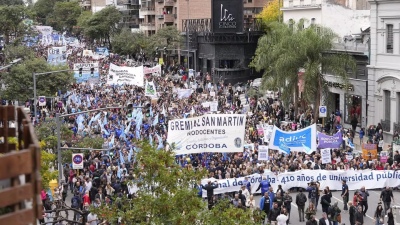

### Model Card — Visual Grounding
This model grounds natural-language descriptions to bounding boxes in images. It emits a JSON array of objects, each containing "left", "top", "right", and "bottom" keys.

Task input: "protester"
[
  {"left": 296, "top": 189, "right": 307, "bottom": 222},
  {"left": 380, "top": 186, "right": 394, "bottom": 214}
]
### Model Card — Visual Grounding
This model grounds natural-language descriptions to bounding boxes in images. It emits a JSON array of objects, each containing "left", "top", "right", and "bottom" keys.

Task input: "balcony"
[
  {"left": 332, "top": 42, "right": 369, "bottom": 53},
  {"left": 164, "top": 0, "right": 175, "bottom": 7},
  {"left": 140, "top": 23, "right": 156, "bottom": 31},
  {"left": 164, "top": 14, "right": 174, "bottom": 23},
  {"left": 140, "top": 7, "right": 155, "bottom": 16}
]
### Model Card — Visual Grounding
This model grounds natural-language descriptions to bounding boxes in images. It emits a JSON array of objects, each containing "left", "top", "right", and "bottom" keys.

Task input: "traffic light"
[
  {"left": 90, "top": 68, "right": 94, "bottom": 77},
  {"left": 163, "top": 47, "right": 167, "bottom": 54},
  {"left": 79, "top": 68, "right": 83, "bottom": 77}
]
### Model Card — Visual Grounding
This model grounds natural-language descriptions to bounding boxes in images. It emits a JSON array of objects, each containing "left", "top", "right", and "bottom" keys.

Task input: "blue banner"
[
  {"left": 269, "top": 124, "right": 317, "bottom": 153},
  {"left": 73, "top": 63, "right": 100, "bottom": 83},
  {"left": 95, "top": 47, "right": 109, "bottom": 56}
]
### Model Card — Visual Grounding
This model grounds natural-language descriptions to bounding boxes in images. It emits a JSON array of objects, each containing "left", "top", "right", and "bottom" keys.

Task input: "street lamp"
[{"left": 33, "top": 69, "right": 70, "bottom": 124}]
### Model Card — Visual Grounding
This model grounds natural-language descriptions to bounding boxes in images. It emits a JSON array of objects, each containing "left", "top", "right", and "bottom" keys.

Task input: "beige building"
[{"left": 81, "top": 0, "right": 269, "bottom": 35}]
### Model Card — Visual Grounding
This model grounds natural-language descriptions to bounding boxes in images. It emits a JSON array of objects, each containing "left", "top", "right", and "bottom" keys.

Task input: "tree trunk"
[
  {"left": 293, "top": 82, "right": 299, "bottom": 117},
  {"left": 314, "top": 75, "right": 321, "bottom": 123}
]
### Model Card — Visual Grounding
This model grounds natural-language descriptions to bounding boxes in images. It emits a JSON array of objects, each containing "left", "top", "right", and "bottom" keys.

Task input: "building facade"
[
  {"left": 281, "top": 0, "right": 370, "bottom": 129},
  {"left": 367, "top": 0, "right": 400, "bottom": 141}
]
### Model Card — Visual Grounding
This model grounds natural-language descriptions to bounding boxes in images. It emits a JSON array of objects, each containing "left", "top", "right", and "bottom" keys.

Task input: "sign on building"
[{"left": 211, "top": 0, "right": 243, "bottom": 33}]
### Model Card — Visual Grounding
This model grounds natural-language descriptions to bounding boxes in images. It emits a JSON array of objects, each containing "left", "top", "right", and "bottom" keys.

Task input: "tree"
[
  {"left": 257, "top": 0, "right": 282, "bottom": 26},
  {"left": 152, "top": 26, "right": 183, "bottom": 50},
  {"left": 251, "top": 20, "right": 356, "bottom": 120},
  {"left": 2, "top": 57, "right": 74, "bottom": 101},
  {"left": 112, "top": 29, "right": 148, "bottom": 56},
  {"left": 0, "top": 0, "right": 24, "bottom": 5},
  {"left": 82, "top": 6, "right": 121, "bottom": 47},
  {"left": 39, "top": 146, "right": 58, "bottom": 189},
  {"left": 48, "top": 1, "right": 81, "bottom": 32},
  {"left": 33, "top": 0, "right": 61, "bottom": 25},
  {"left": 91, "top": 141, "right": 255, "bottom": 224},
  {"left": 3, "top": 45, "right": 35, "bottom": 62},
  {"left": 0, "top": 5, "right": 28, "bottom": 44}
]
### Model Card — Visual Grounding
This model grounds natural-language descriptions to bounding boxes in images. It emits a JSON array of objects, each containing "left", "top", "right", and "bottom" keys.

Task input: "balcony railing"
[
  {"left": 332, "top": 42, "right": 369, "bottom": 53},
  {"left": 164, "top": 0, "right": 175, "bottom": 6},
  {"left": 141, "top": 7, "right": 155, "bottom": 11},
  {"left": 164, "top": 14, "right": 174, "bottom": 23},
  {"left": 381, "top": 119, "right": 391, "bottom": 132}
]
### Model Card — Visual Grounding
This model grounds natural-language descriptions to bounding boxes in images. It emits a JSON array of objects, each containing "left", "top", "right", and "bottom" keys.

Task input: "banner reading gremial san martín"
[{"left": 167, "top": 114, "right": 246, "bottom": 155}]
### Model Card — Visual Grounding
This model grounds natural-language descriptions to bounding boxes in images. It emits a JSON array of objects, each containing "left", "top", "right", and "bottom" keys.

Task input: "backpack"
[{"left": 71, "top": 197, "right": 79, "bottom": 208}]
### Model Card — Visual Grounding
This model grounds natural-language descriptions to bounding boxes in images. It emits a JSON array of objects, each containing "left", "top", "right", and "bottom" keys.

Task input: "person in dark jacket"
[
  {"left": 268, "top": 202, "right": 280, "bottom": 224},
  {"left": 306, "top": 215, "right": 318, "bottom": 225},
  {"left": 387, "top": 208, "right": 394, "bottom": 225},
  {"left": 296, "top": 189, "right": 308, "bottom": 222},
  {"left": 349, "top": 201, "right": 356, "bottom": 225},
  {"left": 283, "top": 191, "right": 293, "bottom": 223},
  {"left": 202, "top": 180, "right": 218, "bottom": 210},
  {"left": 359, "top": 186, "right": 369, "bottom": 216},
  {"left": 321, "top": 189, "right": 332, "bottom": 213},
  {"left": 355, "top": 205, "right": 364, "bottom": 225},
  {"left": 380, "top": 186, "right": 394, "bottom": 214}
]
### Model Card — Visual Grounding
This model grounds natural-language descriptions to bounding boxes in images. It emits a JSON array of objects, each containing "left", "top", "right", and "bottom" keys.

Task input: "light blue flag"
[
  {"left": 119, "top": 150, "right": 125, "bottom": 165},
  {"left": 117, "top": 165, "right": 122, "bottom": 178},
  {"left": 149, "top": 106, "right": 153, "bottom": 117},
  {"left": 302, "top": 143, "right": 314, "bottom": 154},
  {"left": 279, "top": 141, "right": 291, "bottom": 155},
  {"left": 125, "top": 121, "right": 132, "bottom": 134},
  {"left": 153, "top": 114, "right": 158, "bottom": 126},
  {"left": 348, "top": 140, "right": 355, "bottom": 149},
  {"left": 89, "top": 112, "right": 101, "bottom": 127},
  {"left": 102, "top": 115, "right": 108, "bottom": 126},
  {"left": 128, "top": 147, "right": 133, "bottom": 161}
]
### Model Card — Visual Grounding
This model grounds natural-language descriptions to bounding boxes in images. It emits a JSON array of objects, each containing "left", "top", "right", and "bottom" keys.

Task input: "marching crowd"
[{"left": 30, "top": 41, "right": 398, "bottom": 225}]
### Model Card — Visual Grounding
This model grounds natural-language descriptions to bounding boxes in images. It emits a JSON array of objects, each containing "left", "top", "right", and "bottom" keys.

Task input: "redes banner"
[
  {"left": 318, "top": 131, "right": 343, "bottom": 149},
  {"left": 107, "top": 64, "right": 144, "bottom": 87},
  {"left": 269, "top": 124, "right": 317, "bottom": 153},
  {"left": 167, "top": 114, "right": 246, "bottom": 155},
  {"left": 201, "top": 169, "right": 400, "bottom": 197}
]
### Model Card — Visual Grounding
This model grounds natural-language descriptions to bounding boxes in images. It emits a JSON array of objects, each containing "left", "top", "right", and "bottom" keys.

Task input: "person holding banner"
[
  {"left": 255, "top": 176, "right": 270, "bottom": 196},
  {"left": 202, "top": 180, "right": 218, "bottom": 210}
]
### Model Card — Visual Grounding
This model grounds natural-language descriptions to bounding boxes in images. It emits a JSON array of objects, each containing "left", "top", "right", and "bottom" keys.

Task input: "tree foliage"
[
  {"left": 112, "top": 29, "right": 150, "bottom": 56},
  {"left": 2, "top": 57, "right": 74, "bottom": 101},
  {"left": 0, "top": 5, "right": 28, "bottom": 44},
  {"left": 33, "top": 0, "right": 63, "bottom": 25},
  {"left": 250, "top": 20, "right": 356, "bottom": 119},
  {"left": 39, "top": 147, "right": 58, "bottom": 189},
  {"left": 152, "top": 26, "right": 183, "bottom": 50},
  {"left": 257, "top": 0, "right": 282, "bottom": 26},
  {"left": 0, "top": 0, "right": 24, "bottom": 5},
  {"left": 47, "top": 1, "right": 81, "bottom": 32},
  {"left": 82, "top": 6, "right": 121, "bottom": 46},
  {"left": 92, "top": 142, "right": 255, "bottom": 224}
]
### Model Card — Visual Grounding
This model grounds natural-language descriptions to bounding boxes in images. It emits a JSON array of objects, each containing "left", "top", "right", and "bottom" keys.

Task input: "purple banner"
[{"left": 318, "top": 131, "right": 343, "bottom": 149}]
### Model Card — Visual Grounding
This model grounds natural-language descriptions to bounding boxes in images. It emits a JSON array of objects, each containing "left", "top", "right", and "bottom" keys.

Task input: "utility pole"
[{"left": 186, "top": 0, "right": 190, "bottom": 71}]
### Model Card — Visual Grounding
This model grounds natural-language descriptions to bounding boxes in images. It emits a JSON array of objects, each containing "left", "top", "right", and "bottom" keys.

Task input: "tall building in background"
[{"left": 367, "top": 0, "right": 400, "bottom": 142}]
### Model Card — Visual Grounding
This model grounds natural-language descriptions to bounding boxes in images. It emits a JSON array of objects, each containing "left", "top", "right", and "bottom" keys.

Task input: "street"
[{"left": 253, "top": 189, "right": 400, "bottom": 225}]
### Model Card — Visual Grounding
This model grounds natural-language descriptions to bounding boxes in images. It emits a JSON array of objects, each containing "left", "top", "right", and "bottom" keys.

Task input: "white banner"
[
  {"left": 177, "top": 89, "right": 193, "bottom": 99},
  {"left": 321, "top": 148, "right": 332, "bottom": 164},
  {"left": 168, "top": 114, "right": 246, "bottom": 155},
  {"left": 107, "top": 64, "right": 144, "bottom": 87},
  {"left": 210, "top": 101, "right": 218, "bottom": 112},
  {"left": 36, "top": 26, "right": 53, "bottom": 36},
  {"left": 73, "top": 63, "right": 99, "bottom": 71},
  {"left": 258, "top": 145, "right": 269, "bottom": 161},
  {"left": 145, "top": 81, "right": 157, "bottom": 98},
  {"left": 143, "top": 65, "right": 161, "bottom": 76},
  {"left": 202, "top": 170, "right": 400, "bottom": 197}
]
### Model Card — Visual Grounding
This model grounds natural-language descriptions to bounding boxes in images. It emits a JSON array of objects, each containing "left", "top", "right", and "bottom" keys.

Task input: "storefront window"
[{"left": 345, "top": 94, "right": 362, "bottom": 125}]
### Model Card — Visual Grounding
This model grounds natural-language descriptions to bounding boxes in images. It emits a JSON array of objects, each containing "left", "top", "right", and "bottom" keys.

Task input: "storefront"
[{"left": 323, "top": 74, "right": 368, "bottom": 129}]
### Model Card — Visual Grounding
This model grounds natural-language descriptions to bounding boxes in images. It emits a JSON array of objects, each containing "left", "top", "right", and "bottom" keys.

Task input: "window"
[
  {"left": 300, "top": 0, "right": 304, "bottom": 6},
  {"left": 356, "top": 64, "right": 366, "bottom": 77},
  {"left": 387, "top": 24, "right": 394, "bottom": 53},
  {"left": 311, "top": 18, "right": 316, "bottom": 25},
  {"left": 289, "top": 0, "right": 293, "bottom": 7},
  {"left": 248, "top": 0, "right": 252, "bottom": 3},
  {"left": 311, "top": 0, "right": 316, "bottom": 4},
  {"left": 345, "top": 94, "right": 362, "bottom": 125},
  {"left": 384, "top": 90, "right": 391, "bottom": 121}
]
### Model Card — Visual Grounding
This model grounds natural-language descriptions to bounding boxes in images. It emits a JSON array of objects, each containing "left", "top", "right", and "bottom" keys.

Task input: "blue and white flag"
[
  {"left": 269, "top": 124, "right": 317, "bottom": 153},
  {"left": 152, "top": 114, "right": 158, "bottom": 126}
]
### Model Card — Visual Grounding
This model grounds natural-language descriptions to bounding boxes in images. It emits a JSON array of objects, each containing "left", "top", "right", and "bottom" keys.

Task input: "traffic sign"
[
  {"left": 319, "top": 106, "right": 327, "bottom": 118},
  {"left": 72, "top": 153, "right": 84, "bottom": 169}
]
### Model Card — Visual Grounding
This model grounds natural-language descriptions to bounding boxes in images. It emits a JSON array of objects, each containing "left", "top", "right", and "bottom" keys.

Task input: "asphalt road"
[{"left": 253, "top": 188, "right": 400, "bottom": 225}]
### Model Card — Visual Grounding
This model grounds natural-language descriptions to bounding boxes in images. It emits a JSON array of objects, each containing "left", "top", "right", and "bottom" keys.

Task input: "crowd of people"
[{"left": 27, "top": 39, "right": 399, "bottom": 225}]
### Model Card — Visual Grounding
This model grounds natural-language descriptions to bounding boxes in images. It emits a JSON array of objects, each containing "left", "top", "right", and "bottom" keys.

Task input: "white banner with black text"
[{"left": 168, "top": 114, "right": 246, "bottom": 155}]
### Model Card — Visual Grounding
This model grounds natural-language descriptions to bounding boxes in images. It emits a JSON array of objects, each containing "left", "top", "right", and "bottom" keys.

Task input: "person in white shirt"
[
  {"left": 276, "top": 212, "right": 289, "bottom": 225},
  {"left": 87, "top": 212, "right": 98, "bottom": 225},
  {"left": 246, "top": 194, "right": 256, "bottom": 210},
  {"left": 241, "top": 186, "right": 250, "bottom": 201}
]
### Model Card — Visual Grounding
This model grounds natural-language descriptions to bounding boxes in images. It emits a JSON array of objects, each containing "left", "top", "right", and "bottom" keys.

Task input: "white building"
[
  {"left": 281, "top": 0, "right": 370, "bottom": 40},
  {"left": 367, "top": 0, "right": 400, "bottom": 141},
  {"left": 281, "top": 0, "right": 371, "bottom": 129}
]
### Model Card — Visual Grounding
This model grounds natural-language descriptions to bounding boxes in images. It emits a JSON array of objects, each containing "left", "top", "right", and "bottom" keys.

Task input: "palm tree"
[{"left": 251, "top": 20, "right": 356, "bottom": 121}]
